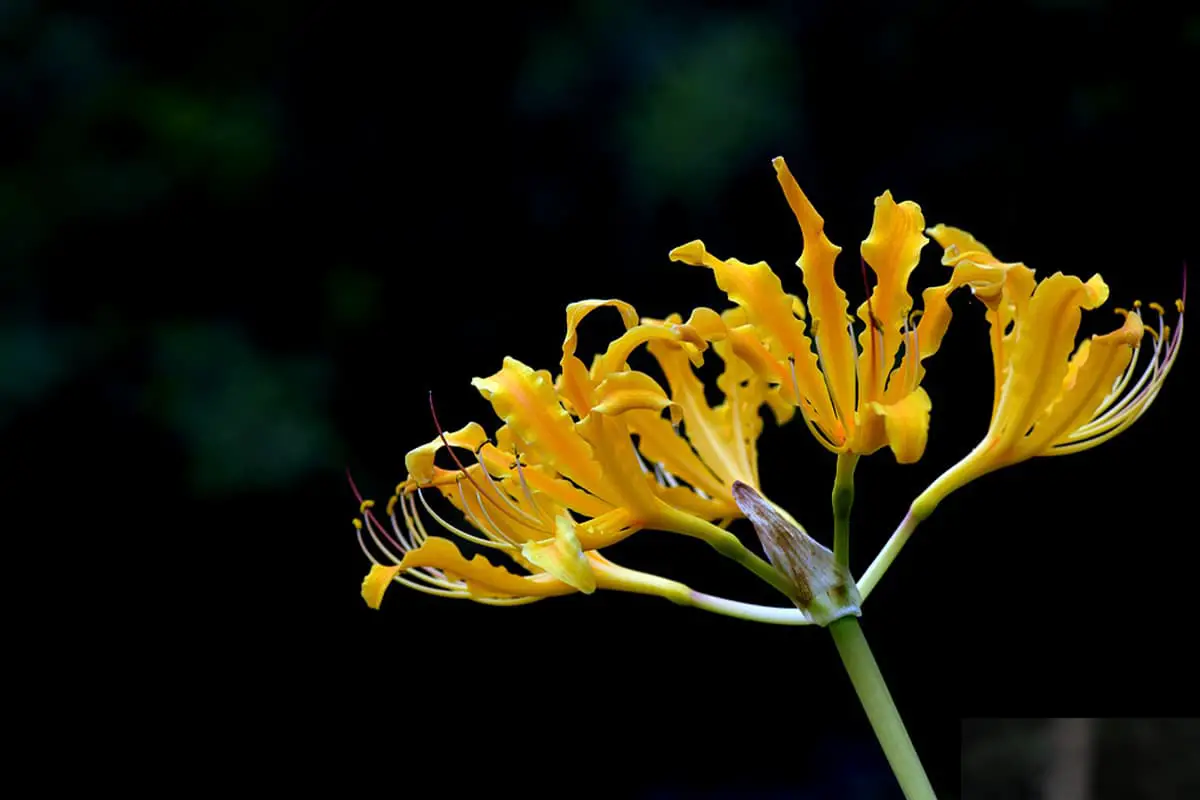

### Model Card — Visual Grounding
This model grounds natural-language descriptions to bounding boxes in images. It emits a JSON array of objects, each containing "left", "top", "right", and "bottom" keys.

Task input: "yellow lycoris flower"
[
  {"left": 670, "top": 156, "right": 960, "bottom": 464},
  {"left": 356, "top": 299, "right": 792, "bottom": 609},
  {"left": 914, "top": 224, "right": 1185, "bottom": 510}
]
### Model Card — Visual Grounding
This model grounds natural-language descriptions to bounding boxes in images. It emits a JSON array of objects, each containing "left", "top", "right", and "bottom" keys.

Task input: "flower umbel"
[
  {"left": 915, "top": 225, "right": 1186, "bottom": 510},
  {"left": 670, "top": 157, "right": 964, "bottom": 464},
  {"left": 356, "top": 299, "right": 797, "bottom": 609}
]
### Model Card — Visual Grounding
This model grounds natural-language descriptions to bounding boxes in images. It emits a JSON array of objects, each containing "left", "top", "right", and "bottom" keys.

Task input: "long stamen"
[
  {"left": 790, "top": 355, "right": 840, "bottom": 453},
  {"left": 1086, "top": 308, "right": 1150, "bottom": 417},
  {"left": 1050, "top": 291, "right": 1184, "bottom": 454},
  {"left": 631, "top": 445, "right": 652, "bottom": 474},
  {"left": 455, "top": 479, "right": 520, "bottom": 548},
  {"left": 399, "top": 491, "right": 430, "bottom": 549},
  {"left": 656, "top": 462, "right": 682, "bottom": 488},
  {"left": 427, "top": 392, "right": 548, "bottom": 533},
  {"left": 347, "top": 471, "right": 409, "bottom": 555},
  {"left": 466, "top": 482, "right": 523, "bottom": 547},
  {"left": 355, "top": 518, "right": 462, "bottom": 594},
  {"left": 471, "top": 445, "right": 550, "bottom": 531},
  {"left": 1073, "top": 308, "right": 1170, "bottom": 434},
  {"left": 360, "top": 501, "right": 404, "bottom": 563},
  {"left": 511, "top": 451, "right": 551, "bottom": 525},
  {"left": 417, "top": 486, "right": 514, "bottom": 551},
  {"left": 905, "top": 309, "right": 922, "bottom": 394}
]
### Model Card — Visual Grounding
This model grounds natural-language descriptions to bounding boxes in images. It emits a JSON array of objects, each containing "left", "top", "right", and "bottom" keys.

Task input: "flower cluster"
[{"left": 354, "top": 157, "right": 1183, "bottom": 615}]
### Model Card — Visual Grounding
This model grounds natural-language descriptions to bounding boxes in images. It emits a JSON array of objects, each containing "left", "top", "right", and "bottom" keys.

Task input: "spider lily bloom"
[
  {"left": 670, "top": 156, "right": 956, "bottom": 464},
  {"left": 857, "top": 226, "right": 1185, "bottom": 600},
  {"left": 355, "top": 484, "right": 699, "bottom": 610},
  {"left": 915, "top": 225, "right": 1185, "bottom": 509},
  {"left": 355, "top": 299, "right": 800, "bottom": 609}
]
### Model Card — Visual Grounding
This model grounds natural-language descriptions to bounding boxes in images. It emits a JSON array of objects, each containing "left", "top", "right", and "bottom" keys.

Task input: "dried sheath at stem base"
[{"left": 731, "top": 481, "right": 862, "bottom": 626}]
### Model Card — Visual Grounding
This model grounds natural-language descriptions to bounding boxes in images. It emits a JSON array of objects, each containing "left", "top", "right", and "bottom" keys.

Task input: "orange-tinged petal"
[
  {"left": 405, "top": 422, "right": 489, "bottom": 484},
  {"left": 559, "top": 300, "right": 639, "bottom": 414},
  {"left": 773, "top": 157, "right": 857, "bottom": 430},
  {"left": 362, "top": 563, "right": 403, "bottom": 609},
  {"left": 521, "top": 514, "right": 598, "bottom": 594},
  {"left": 398, "top": 537, "right": 576, "bottom": 599},
  {"left": 472, "top": 357, "right": 614, "bottom": 502},
  {"left": 870, "top": 387, "right": 932, "bottom": 464}
]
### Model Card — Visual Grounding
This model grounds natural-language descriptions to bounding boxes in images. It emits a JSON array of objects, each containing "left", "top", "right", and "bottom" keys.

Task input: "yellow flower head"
[
  {"left": 355, "top": 299, "right": 789, "bottom": 609},
  {"left": 670, "top": 157, "right": 963, "bottom": 464},
  {"left": 919, "top": 224, "right": 1185, "bottom": 503}
]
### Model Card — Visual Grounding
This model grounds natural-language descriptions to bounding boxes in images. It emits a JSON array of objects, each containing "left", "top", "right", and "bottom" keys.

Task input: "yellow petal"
[
  {"left": 647, "top": 337, "right": 756, "bottom": 488},
  {"left": 478, "top": 430, "right": 616, "bottom": 520},
  {"left": 559, "top": 300, "right": 639, "bottom": 415},
  {"left": 772, "top": 157, "right": 857, "bottom": 431},
  {"left": 670, "top": 237, "right": 840, "bottom": 442},
  {"left": 472, "top": 357, "right": 614, "bottom": 502},
  {"left": 1024, "top": 309, "right": 1143, "bottom": 454},
  {"left": 574, "top": 507, "right": 640, "bottom": 549},
  {"left": 882, "top": 256, "right": 1024, "bottom": 405},
  {"left": 573, "top": 412, "right": 664, "bottom": 524},
  {"left": 399, "top": 537, "right": 576, "bottom": 599},
  {"left": 436, "top": 460, "right": 556, "bottom": 545},
  {"left": 588, "top": 551, "right": 691, "bottom": 603},
  {"left": 652, "top": 484, "right": 735, "bottom": 520},
  {"left": 404, "top": 421, "right": 489, "bottom": 484},
  {"left": 857, "top": 191, "right": 929, "bottom": 403},
  {"left": 592, "top": 370, "right": 682, "bottom": 425},
  {"left": 926, "top": 224, "right": 997, "bottom": 264},
  {"left": 521, "top": 514, "right": 598, "bottom": 594},
  {"left": 361, "top": 563, "right": 403, "bottom": 609},
  {"left": 992, "top": 273, "right": 1101, "bottom": 451},
  {"left": 621, "top": 408, "right": 730, "bottom": 502},
  {"left": 869, "top": 387, "right": 932, "bottom": 464},
  {"left": 682, "top": 307, "right": 728, "bottom": 342}
]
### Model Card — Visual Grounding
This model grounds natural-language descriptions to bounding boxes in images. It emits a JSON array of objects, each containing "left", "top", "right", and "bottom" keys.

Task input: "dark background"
[{"left": 4, "top": 1, "right": 1197, "bottom": 796}]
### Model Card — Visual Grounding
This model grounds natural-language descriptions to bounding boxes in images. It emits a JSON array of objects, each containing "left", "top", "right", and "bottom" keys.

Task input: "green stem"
[
  {"left": 857, "top": 507, "right": 920, "bottom": 601},
  {"left": 661, "top": 506, "right": 797, "bottom": 600},
  {"left": 709, "top": 533, "right": 797, "bottom": 599},
  {"left": 686, "top": 590, "right": 811, "bottom": 625},
  {"left": 828, "top": 617, "right": 937, "bottom": 800},
  {"left": 856, "top": 443, "right": 990, "bottom": 600},
  {"left": 832, "top": 453, "right": 858, "bottom": 570}
]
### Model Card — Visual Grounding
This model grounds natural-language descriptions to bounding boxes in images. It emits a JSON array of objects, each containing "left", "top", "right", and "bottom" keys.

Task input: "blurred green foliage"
[
  {"left": 147, "top": 323, "right": 337, "bottom": 494},
  {"left": 1, "top": 0, "right": 1191, "bottom": 505}
]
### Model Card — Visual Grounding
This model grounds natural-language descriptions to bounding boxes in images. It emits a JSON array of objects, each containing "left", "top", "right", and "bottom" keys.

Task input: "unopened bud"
[{"left": 732, "top": 481, "right": 862, "bottom": 626}]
